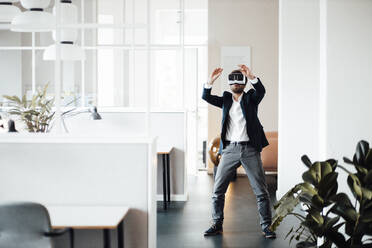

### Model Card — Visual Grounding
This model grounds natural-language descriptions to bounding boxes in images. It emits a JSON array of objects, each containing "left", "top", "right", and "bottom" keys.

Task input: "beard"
[{"left": 231, "top": 86, "right": 245, "bottom": 94}]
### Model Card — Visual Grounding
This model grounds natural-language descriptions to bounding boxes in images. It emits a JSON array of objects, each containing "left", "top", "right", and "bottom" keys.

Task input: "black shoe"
[
  {"left": 204, "top": 223, "right": 223, "bottom": 236},
  {"left": 262, "top": 226, "right": 276, "bottom": 239}
]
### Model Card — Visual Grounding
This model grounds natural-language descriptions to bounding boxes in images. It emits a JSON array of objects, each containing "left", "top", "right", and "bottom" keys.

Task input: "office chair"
[{"left": 0, "top": 202, "right": 73, "bottom": 248}]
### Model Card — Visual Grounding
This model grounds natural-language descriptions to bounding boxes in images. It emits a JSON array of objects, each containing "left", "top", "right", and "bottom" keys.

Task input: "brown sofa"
[{"left": 261, "top": 131, "right": 278, "bottom": 174}]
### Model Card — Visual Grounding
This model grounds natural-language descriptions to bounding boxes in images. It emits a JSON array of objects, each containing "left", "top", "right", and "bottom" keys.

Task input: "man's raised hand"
[
  {"left": 208, "top": 68, "right": 223, "bottom": 85},
  {"left": 238, "top": 64, "right": 256, "bottom": 80}
]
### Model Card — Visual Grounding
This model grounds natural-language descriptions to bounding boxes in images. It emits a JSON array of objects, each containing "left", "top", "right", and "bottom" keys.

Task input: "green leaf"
[
  {"left": 21, "top": 94, "right": 27, "bottom": 108},
  {"left": 365, "top": 201, "right": 372, "bottom": 211},
  {"left": 8, "top": 111, "right": 21, "bottom": 115},
  {"left": 345, "top": 222, "right": 355, "bottom": 236},
  {"left": 355, "top": 165, "right": 369, "bottom": 176},
  {"left": 365, "top": 224, "right": 372, "bottom": 236},
  {"left": 318, "top": 172, "right": 338, "bottom": 199},
  {"left": 299, "top": 192, "right": 314, "bottom": 206},
  {"left": 303, "top": 161, "right": 333, "bottom": 187},
  {"left": 320, "top": 162, "right": 333, "bottom": 179},
  {"left": 356, "top": 140, "right": 369, "bottom": 165},
  {"left": 271, "top": 184, "right": 304, "bottom": 231},
  {"left": 3, "top": 95, "right": 22, "bottom": 104},
  {"left": 30, "top": 94, "right": 38, "bottom": 108},
  {"left": 302, "top": 161, "right": 333, "bottom": 187},
  {"left": 303, "top": 170, "right": 317, "bottom": 186},
  {"left": 301, "top": 155, "right": 312, "bottom": 168},
  {"left": 344, "top": 156, "right": 354, "bottom": 164},
  {"left": 330, "top": 193, "right": 353, "bottom": 208},
  {"left": 333, "top": 222, "right": 345, "bottom": 231},
  {"left": 362, "top": 187, "right": 372, "bottom": 200},
  {"left": 347, "top": 174, "right": 363, "bottom": 200},
  {"left": 302, "top": 219, "right": 323, "bottom": 236},
  {"left": 344, "top": 208, "right": 358, "bottom": 222},
  {"left": 312, "top": 194, "right": 325, "bottom": 209},
  {"left": 309, "top": 209, "right": 324, "bottom": 225},
  {"left": 324, "top": 227, "right": 347, "bottom": 247},
  {"left": 313, "top": 162, "right": 322, "bottom": 184},
  {"left": 361, "top": 209, "right": 372, "bottom": 223},
  {"left": 284, "top": 226, "right": 294, "bottom": 240},
  {"left": 326, "top": 159, "right": 338, "bottom": 171},
  {"left": 301, "top": 182, "right": 318, "bottom": 195},
  {"left": 319, "top": 239, "right": 332, "bottom": 248},
  {"left": 289, "top": 233, "right": 295, "bottom": 244},
  {"left": 330, "top": 193, "right": 357, "bottom": 223},
  {"left": 42, "top": 83, "right": 49, "bottom": 98},
  {"left": 325, "top": 216, "right": 340, "bottom": 230},
  {"left": 365, "top": 149, "right": 372, "bottom": 169}
]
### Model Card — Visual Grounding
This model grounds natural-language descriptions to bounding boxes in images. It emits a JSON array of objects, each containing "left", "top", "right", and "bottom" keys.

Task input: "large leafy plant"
[
  {"left": 3, "top": 84, "right": 54, "bottom": 132},
  {"left": 271, "top": 140, "right": 372, "bottom": 248}
]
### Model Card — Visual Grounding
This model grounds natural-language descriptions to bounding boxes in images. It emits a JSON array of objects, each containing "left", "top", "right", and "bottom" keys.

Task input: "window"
[
  {"left": 0, "top": 0, "right": 208, "bottom": 111},
  {"left": 0, "top": 0, "right": 208, "bottom": 172}
]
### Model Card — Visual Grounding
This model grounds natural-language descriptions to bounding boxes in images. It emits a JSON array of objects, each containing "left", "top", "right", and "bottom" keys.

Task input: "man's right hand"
[{"left": 208, "top": 68, "right": 223, "bottom": 85}]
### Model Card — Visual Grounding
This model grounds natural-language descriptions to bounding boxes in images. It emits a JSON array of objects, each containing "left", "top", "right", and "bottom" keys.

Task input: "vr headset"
[{"left": 228, "top": 73, "right": 246, "bottom": 85}]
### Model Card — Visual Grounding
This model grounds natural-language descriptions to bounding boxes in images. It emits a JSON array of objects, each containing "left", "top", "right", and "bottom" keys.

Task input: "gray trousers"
[{"left": 212, "top": 142, "right": 272, "bottom": 230}]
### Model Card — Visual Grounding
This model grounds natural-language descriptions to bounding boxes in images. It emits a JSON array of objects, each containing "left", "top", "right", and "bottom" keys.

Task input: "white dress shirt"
[
  {"left": 204, "top": 77, "right": 258, "bottom": 142},
  {"left": 225, "top": 93, "right": 249, "bottom": 142}
]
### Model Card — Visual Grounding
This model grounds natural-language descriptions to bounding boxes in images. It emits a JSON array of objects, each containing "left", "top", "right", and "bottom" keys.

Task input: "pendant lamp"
[
  {"left": 43, "top": 0, "right": 85, "bottom": 61},
  {"left": 11, "top": 0, "right": 55, "bottom": 32},
  {"left": 0, "top": 1, "right": 20, "bottom": 23}
]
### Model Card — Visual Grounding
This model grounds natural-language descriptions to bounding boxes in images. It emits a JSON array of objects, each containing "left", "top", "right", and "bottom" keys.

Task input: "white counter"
[{"left": 0, "top": 134, "right": 157, "bottom": 248}]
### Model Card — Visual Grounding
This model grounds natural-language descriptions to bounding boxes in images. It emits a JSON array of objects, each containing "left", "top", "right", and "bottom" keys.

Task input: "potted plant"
[
  {"left": 271, "top": 140, "right": 372, "bottom": 248},
  {"left": 2, "top": 84, "right": 87, "bottom": 133},
  {"left": 3, "top": 84, "right": 54, "bottom": 132}
]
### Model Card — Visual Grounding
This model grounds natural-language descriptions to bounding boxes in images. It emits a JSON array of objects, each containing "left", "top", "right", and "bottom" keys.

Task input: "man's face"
[{"left": 230, "top": 83, "right": 246, "bottom": 94}]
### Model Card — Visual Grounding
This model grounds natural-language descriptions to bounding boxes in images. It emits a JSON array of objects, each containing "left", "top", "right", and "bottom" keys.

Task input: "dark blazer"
[{"left": 202, "top": 78, "right": 269, "bottom": 154}]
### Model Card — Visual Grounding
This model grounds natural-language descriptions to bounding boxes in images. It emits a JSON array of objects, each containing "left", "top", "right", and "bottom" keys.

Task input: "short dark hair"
[{"left": 230, "top": 70, "right": 247, "bottom": 83}]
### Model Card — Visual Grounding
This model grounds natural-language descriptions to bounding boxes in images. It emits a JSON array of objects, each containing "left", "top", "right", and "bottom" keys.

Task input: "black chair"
[{"left": 0, "top": 202, "right": 73, "bottom": 248}]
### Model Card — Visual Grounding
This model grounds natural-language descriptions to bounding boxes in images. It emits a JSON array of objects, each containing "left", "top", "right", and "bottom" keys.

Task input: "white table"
[
  {"left": 157, "top": 146, "right": 173, "bottom": 210},
  {"left": 47, "top": 206, "right": 129, "bottom": 248},
  {"left": 157, "top": 146, "right": 173, "bottom": 155}
]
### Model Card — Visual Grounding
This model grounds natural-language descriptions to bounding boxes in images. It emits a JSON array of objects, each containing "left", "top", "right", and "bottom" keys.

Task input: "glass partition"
[{"left": 0, "top": 0, "right": 207, "bottom": 137}]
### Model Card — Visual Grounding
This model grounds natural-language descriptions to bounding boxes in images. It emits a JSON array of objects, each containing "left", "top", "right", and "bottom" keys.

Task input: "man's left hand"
[{"left": 238, "top": 64, "right": 256, "bottom": 80}]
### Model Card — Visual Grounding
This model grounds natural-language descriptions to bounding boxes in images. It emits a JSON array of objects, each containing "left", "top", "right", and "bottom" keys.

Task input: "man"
[{"left": 202, "top": 65, "right": 275, "bottom": 239}]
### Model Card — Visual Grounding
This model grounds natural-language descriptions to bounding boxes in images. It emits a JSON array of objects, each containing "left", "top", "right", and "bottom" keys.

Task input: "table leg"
[
  {"left": 166, "top": 154, "right": 171, "bottom": 203},
  {"left": 117, "top": 220, "right": 124, "bottom": 248},
  {"left": 103, "top": 229, "right": 111, "bottom": 248},
  {"left": 69, "top": 228, "right": 74, "bottom": 248},
  {"left": 162, "top": 154, "right": 167, "bottom": 210}
]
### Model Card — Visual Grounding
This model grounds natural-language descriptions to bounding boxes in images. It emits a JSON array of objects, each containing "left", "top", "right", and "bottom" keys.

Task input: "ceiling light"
[
  {"left": 0, "top": 1, "right": 21, "bottom": 23},
  {"left": 43, "top": 42, "right": 85, "bottom": 61},
  {"left": 11, "top": 0, "right": 55, "bottom": 32},
  {"left": 43, "top": 0, "right": 84, "bottom": 61}
]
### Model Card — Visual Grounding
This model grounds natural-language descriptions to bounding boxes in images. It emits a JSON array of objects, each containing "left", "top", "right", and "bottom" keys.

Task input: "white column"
[
  {"left": 278, "top": 0, "right": 372, "bottom": 198},
  {"left": 277, "top": 0, "right": 322, "bottom": 198},
  {"left": 325, "top": 0, "right": 372, "bottom": 194}
]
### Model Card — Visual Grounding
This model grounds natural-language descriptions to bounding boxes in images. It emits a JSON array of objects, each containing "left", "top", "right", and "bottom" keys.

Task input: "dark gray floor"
[{"left": 157, "top": 172, "right": 298, "bottom": 248}]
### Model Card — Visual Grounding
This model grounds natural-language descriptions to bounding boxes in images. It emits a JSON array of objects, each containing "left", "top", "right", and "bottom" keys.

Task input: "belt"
[{"left": 226, "top": 140, "right": 251, "bottom": 146}]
